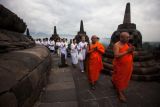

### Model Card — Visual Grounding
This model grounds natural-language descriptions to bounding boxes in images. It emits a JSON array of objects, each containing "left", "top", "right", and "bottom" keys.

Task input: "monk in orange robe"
[
  {"left": 87, "top": 35, "right": 105, "bottom": 90},
  {"left": 112, "top": 32, "right": 134, "bottom": 102}
]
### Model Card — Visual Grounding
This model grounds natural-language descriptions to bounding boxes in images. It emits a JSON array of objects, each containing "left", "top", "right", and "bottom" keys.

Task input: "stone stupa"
[
  {"left": 50, "top": 26, "right": 60, "bottom": 41},
  {"left": 25, "top": 28, "right": 34, "bottom": 41},
  {"left": 103, "top": 2, "right": 160, "bottom": 81},
  {"left": 74, "top": 20, "right": 89, "bottom": 43}
]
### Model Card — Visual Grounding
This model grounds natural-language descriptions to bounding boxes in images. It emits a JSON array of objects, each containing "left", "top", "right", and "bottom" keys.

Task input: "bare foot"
[{"left": 118, "top": 91, "right": 127, "bottom": 103}]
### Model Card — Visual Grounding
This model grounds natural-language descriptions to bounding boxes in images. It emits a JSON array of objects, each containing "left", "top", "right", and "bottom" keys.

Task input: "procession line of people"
[
  {"left": 70, "top": 32, "right": 134, "bottom": 103},
  {"left": 35, "top": 32, "right": 135, "bottom": 103}
]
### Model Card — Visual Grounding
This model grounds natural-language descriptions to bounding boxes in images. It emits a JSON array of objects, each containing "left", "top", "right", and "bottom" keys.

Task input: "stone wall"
[{"left": 0, "top": 45, "right": 51, "bottom": 107}]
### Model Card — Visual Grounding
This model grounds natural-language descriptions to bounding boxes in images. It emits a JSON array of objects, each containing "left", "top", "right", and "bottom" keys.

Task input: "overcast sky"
[{"left": 0, "top": 0, "right": 160, "bottom": 41}]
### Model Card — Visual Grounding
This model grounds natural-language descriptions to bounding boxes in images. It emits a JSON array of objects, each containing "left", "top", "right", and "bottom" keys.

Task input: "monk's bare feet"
[{"left": 118, "top": 91, "right": 127, "bottom": 103}]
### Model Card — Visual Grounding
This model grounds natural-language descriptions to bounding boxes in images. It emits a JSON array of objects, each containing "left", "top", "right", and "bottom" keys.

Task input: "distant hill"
[
  {"left": 30, "top": 32, "right": 111, "bottom": 46},
  {"left": 30, "top": 32, "right": 51, "bottom": 39},
  {"left": 30, "top": 32, "right": 75, "bottom": 40}
]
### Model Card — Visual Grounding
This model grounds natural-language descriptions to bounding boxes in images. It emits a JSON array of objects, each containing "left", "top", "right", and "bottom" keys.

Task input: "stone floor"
[{"left": 34, "top": 54, "right": 160, "bottom": 107}]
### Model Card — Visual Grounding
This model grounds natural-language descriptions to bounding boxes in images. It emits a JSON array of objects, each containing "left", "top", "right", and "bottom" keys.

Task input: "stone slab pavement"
[{"left": 34, "top": 55, "right": 160, "bottom": 107}]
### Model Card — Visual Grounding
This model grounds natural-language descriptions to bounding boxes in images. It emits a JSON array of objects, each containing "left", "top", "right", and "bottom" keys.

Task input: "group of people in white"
[
  {"left": 35, "top": 38, "right": 67, "bottom": 56},
  {"left": 70, "top": 36, "right": 87, "bottom": 72},
  {"left": 35, "top": 36, "right": 88, "bottom": 72}
]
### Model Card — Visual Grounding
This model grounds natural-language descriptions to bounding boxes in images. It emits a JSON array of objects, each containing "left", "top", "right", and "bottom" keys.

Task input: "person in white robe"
[
  {"left": 42, "top": 38, "right": 48, "bottom": 47},
  {"left": 64, "top": 39, "right": 68, "bottom": 59},
  {"left": 71, "top": 39, "right": 78, "bottom": 67},
  {"left": 77, "top": 36, "right": 88, "bottom": 72},
  {"left": 49, "top": 39, "right": 55, "bottom": 53},
  {"left": 56, "top": 39, "right": 61, "bottom": 56}
]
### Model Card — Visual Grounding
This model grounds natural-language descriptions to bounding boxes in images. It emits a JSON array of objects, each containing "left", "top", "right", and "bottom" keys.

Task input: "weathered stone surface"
[
  {"left": 72, "top": 62, "right": 160, "bottom": 107},
  {"left": 0, "top": 67, "right": 17, "bottom": 93},
  {"left": 0, "top": 4, "right": 26, "bottom": 33},
  {"left": 38, "top": 102, "right": 78, "bottom": 107},
  {"left": 41, "top": 89, "right": 77, "bottom": 103},
  {"left": 12, "top": 77, "right": 33, "bottom": 107},
  {"left": 0, "top": 29, "right": 35, "bottom": 53},
  {"left": 0, "top": 4, "right": 51, "bottom": 107},
  {"left": 0, "top": 92, "right": 18, "bottom": 107},
  {"left": 0, "top": 5, "right": 35, "bottom": 53},
  {"left": 34, "top": 55, "right": 78, "bottom": 107},
  {"left": 0, "top": 45, "right": 52, "bottom": 107}
]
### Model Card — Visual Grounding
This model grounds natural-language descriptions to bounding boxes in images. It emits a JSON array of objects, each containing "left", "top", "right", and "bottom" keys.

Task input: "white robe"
[
  {"left": 49, "top": 41, "right": 55, "bottom": 51},
  {"left": 56, "top": 42, "right": 61, "bottom": 56},
  {"left": 43, "top": 41, "right": 48, "bottom": 46},
  {"left": 35, "top": 40, "right": 42, "bottom": 45},
  {"left": 77, "top": 41, "right": 88, "bottom": 60},
  {"left": 71, "top": 43, "right": 78, "bottom": 64},
  {"left": 60, "top": 42, "right": 67, "bottom": 59}
]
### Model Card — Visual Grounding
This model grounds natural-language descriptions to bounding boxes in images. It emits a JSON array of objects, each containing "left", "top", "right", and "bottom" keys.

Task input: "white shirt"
[
  {"left": 56, "top": 42, "right": 61, "bottom": 47},
  {"left": 35, "top": 40, "right": 41, "bottom": 45},
  {"left": 77, "top": 41, "right": 88, "bottom": 60},
  {"left": 49, "top": 40, "right": 55, "bottom": 50},
  {"left": 71, "top": 43, "right": 78, "bottom": 53},
  {"left": 60, "top": 42, "right": 67, "bottom": 54},
  {"left": 43, "top": 41, "right": 48, "bottom": 46}
]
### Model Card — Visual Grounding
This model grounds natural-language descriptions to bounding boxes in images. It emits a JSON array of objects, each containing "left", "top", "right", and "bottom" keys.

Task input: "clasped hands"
[{"left": 127, "top": 46, "right": 135, "bottom": 53}]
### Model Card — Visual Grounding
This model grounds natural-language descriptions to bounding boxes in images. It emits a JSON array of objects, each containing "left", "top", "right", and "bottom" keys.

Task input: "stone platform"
[{"left": 34, "top": 55, "right": 160, "bottom": 107}]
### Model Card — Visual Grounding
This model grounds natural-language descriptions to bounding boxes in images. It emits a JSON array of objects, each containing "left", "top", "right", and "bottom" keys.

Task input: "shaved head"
[
  {"left": 120, "top": 32, "right": 130, "bottom": 43},
  {"left": 91, "top": 35, "right": 98, "bottom": 44},
  {"left": 120, "top": 32, "right": 129, "bottom": 37}
]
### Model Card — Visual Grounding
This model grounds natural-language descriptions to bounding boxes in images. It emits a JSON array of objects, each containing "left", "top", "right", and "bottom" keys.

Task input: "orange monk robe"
[
  {"left": 87, "top": 42, "right": 105, "bottom": 83},
  {"left": 112, "top": 44, "right": 133, "bottom": 91}
]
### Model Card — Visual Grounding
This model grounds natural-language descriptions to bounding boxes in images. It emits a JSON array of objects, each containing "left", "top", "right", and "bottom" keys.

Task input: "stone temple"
[
  {"left": 103, "top": 2, "right": 160, "bottom": 81},
  {"left": 74, "top": 20, "right": 89, "bottom": 43}
]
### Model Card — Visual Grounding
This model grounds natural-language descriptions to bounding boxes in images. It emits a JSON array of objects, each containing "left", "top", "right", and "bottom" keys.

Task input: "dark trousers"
[{"left": 61, "top": 53, "right": 66, "bottom": 65}]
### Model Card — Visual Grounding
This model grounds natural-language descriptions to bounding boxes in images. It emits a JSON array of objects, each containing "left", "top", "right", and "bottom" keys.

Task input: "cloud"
[{"left": 1, "top": 0, "right": 160, "bottom": 41}]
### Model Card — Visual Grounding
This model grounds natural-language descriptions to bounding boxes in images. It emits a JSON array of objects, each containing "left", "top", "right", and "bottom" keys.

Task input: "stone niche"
[{"left": 0, "top": 5, "right": 52, "bottom": 107}]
